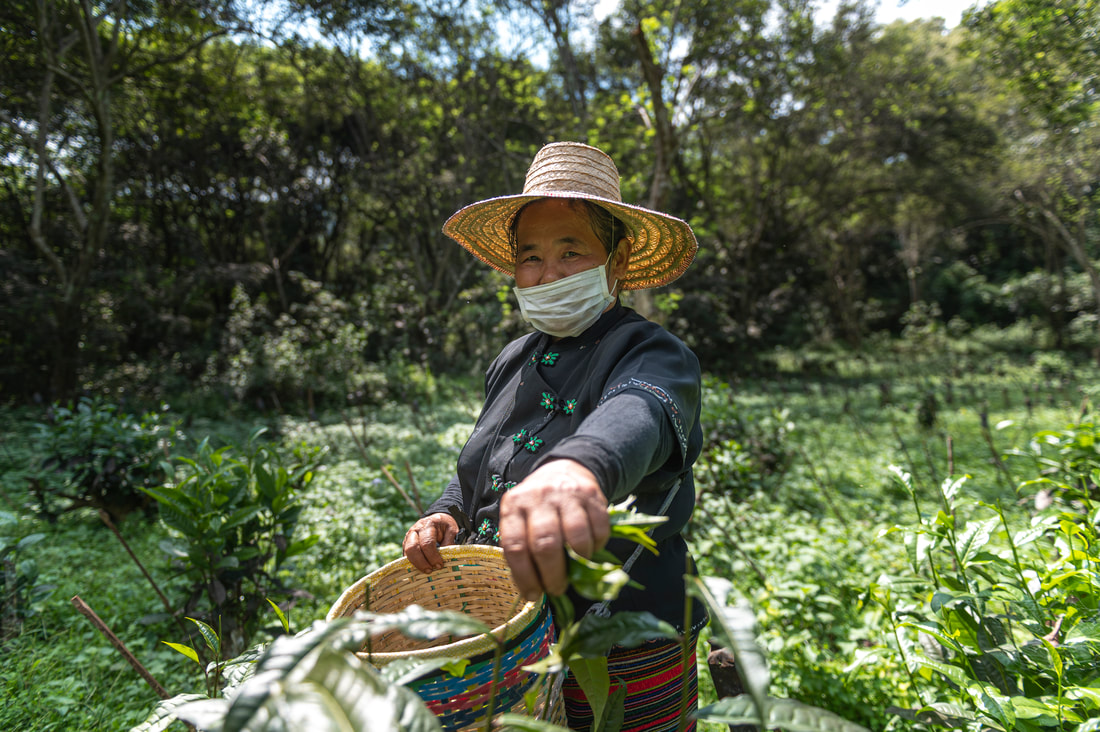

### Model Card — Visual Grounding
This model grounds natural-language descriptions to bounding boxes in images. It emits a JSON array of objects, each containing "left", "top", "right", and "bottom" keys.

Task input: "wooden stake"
[{"left": 71, "top": 595, "right": 170, "bottom": 700}]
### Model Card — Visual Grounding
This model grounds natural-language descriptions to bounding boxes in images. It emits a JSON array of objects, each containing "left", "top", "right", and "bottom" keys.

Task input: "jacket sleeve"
[
  {"left": 538, "top": 391, "right": 675, "bottom": 503},
  {"left": 539, "top": 325, "right": 702, "bottom": 503}
]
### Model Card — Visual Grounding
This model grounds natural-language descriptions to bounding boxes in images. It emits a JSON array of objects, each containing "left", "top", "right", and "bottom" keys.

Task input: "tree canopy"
[{"left": 1, "top": 0, "right": 1097, "bottom": 403}]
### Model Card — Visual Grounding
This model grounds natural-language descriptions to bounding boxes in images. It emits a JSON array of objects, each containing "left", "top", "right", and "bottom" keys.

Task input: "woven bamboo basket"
[{"left": 326, "top": 545, "right": 562, "bottom": 731}]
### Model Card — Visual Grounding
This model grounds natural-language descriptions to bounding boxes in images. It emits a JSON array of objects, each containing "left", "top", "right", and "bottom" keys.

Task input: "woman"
[{"left": 403, "top": 142, "right": 706, "bottom": 731}]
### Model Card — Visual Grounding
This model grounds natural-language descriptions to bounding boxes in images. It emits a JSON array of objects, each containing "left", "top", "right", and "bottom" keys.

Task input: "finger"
[
  {"left": 404, "top": 530, "right": 435, "bottom": 573},
  {"left": 418, "top": 529, "right": 446, "bottom": 570},
  {"left": 583, "top": 494, "right": 611, "bottom": 554},
  {"left": 441, "top": 520, "right": 459, "bottom": 546},
  {"left": 559, "top": 502, "right": 597, "bottom": 558},
  {"left": 500, "top": 499, "right": 541, "bottom": 601},
  {"left": 526, "top": 507, "right": 568, "bottom": 597}
]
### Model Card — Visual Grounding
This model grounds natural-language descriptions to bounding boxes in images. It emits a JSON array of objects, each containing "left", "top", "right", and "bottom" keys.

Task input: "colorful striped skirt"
[{"left": 562, "top": 631, "right": 700, "bottom": 732}]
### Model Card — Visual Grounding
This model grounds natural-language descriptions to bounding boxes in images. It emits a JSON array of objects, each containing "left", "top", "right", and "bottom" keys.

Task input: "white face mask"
[{"left": 513, "top": 257, "right": 617, "bottom": 338}]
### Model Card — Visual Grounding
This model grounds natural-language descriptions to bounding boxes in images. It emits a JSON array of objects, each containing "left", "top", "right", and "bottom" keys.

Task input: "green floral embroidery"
[
  {"left": 491, "top": 475, "right": 503, "bottom": 492},
  {"left": 524, "top": 436, "right": 544, "bottom": 453},
  {"left": 563, "top": 399, "right": 578, "bottom": 415},
  {"left": 540, "top": 392, "right": 557, "bottom": 411},
  {"left": 504, "top": 481, "right": 516, "bottom": 491},
  {"left": 493, "top": 527, "right": 501, "bottom": 543},
  {"left": 512, "top": 429, "right": 527, "bottom": 444},
  {"left": 540, "top": 352, "right": 559, "bottom": 366},
  {"left": 478, "top": 518, "right": 492, "bottom": 536}
]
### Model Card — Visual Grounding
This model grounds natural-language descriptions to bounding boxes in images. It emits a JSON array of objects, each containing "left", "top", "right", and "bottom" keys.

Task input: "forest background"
[
  {"left": 2, "top": 0, "right": 1098, "bottom": 406},
  {"left": 3, "top": 0, "right": 1100, "bottom": 731}
]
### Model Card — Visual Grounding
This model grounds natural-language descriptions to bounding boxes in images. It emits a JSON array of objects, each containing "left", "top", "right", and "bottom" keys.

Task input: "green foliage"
[
  {"left": 140, "top": 502, "right": 685, "bottom": 732},
  {"left": 696, "top": 379, "right": 796, "bottom": 501},
  {"left": 2, "top": 349, "right": 1099, "bottom": 730},
  {"left": 0, "top": 511, "right": 55, "bottom": 640},
  {"left": 205, "top": 279, "right": 368, "bottom": 410},
  {"left": 144, "top": 429, "right": 325, "bottom": 655},
  {"left": 29, "top": 397, "right": 177, "bottom": 522},
  {"left": 4, "top": 0, "right": 1099, "bottom": 401},
  {"left": 873, "top": 420, "right": 1100, "bottom": 730},
  {"left": 141, "top": 618, "right": 444, "bottom": 732}
]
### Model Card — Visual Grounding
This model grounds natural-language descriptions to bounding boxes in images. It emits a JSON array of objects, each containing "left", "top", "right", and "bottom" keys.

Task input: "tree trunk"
[{"left": 631, "top": 24, "right": 678, "bottom": 324}]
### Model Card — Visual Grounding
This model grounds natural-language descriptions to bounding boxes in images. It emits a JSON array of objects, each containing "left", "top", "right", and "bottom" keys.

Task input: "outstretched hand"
[
  {"left": 499, "top": 459, "right": 610, "bottom": 600},
  {"left": 403, "top": 512, "right": 460, "bottom": 572}
]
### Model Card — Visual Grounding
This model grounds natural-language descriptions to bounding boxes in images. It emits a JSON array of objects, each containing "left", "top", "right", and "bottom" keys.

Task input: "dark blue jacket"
[{"left": 427, "top": 301, "right": 707, "bottom": 633}]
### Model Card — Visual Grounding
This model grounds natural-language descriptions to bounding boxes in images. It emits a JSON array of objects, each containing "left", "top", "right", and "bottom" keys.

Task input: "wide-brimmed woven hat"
[{"left": 442, "top": 142, "right": 698, "bottom": 290}]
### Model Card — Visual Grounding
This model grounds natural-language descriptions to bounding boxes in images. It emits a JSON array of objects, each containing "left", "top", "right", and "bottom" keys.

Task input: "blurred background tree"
[{"left": 1, "top": 0, "right": 1097, "bottom": 405}]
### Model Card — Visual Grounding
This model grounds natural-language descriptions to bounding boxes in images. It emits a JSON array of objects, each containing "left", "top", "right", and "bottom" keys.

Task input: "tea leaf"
[
  {"left": 265, "top": 598, "right": 289, "bottom": 634},
  {"left": 563, "top": 611, "right": 677, "bottom": 658},
  {"left": 131, "top": 693, "right": 210, "bottom": 732},
  {"left": 912, "top": 658, "right": 971, "bottom": 687},
  {"left": 357, "top": 604, "right": 492, "bottom": 641},
  {"left": 567, "top": 656, "right": 610, "bottom": 727},
  {"left": 188, "top": 617, "right": 221, "bottom": 657},
  {"left": 379, "top": 656, "right": 462, "bottom": 685},
  {"left": 498, "top": 713, "right": 573, "bottom": 731},
  {"left": 566, "top": 548, "right": 631, "bottom": 602},
  {"left": 956, "top": 518, "right": 998, "bottom": 565},
  {"left": 220, "top": 634, "right": 442, "bottom": 732},
  {"left": 162, "top": 641, "right": 200, "bottom": 665},
  {"left": 688, "top": 576, "right": 769, "bottom": 713},
  {"left": 164, "top": 697, "right": 231, "bottom": 732}
]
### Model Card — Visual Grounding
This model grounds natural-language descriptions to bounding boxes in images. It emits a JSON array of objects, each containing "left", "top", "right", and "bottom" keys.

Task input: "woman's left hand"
[{"left": 499, "top": 459, "right": 610, "bottom": 601}]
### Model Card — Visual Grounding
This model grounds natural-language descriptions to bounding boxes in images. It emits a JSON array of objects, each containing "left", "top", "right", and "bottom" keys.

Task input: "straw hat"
[{"left": 442, "top": 142, "right": 698, "bottom": 290}]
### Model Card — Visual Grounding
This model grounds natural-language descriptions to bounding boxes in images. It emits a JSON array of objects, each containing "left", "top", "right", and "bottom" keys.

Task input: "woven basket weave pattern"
[{"left": 326, "top": 545, "right": 560, "bottom": 731}]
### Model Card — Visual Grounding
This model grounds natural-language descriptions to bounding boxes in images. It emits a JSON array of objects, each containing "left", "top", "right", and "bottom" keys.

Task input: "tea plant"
[
  {"left": 29, "top": 397, "right": 178, "bottom": 522},
  {"left": 873, "top": 416, "right": 1100, "bottom": 730},
  {"left": 133, "top": 500, "right": 872, "bottom": 732},
  {"left": 0, "top": 510, "right": 55, "bottom": 640},
  {"left": 142, "top": 428, "right": 325, "bottom": 656}
]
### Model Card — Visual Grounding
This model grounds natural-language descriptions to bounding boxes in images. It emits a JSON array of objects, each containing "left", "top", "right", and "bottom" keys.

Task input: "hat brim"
[{"left": 442, "top": 191, "right": 698, "bottom": 290}]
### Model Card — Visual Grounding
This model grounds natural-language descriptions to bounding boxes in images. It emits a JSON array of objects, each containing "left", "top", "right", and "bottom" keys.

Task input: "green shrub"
[
  {"left": 144, "top": 429, "right": 325, "bottom": 655},
  {"left": 696, "top": 378, "right": 795, "bottom": 501},
  {"left": 875, "top": 418, "right": 1100, "bottom": 730},
  {"left": 201, "top": 277, "right": 380, "bottom": 411},
  {"left": 970, "top": 317, "right": 1056, "bottom": 354},
  {"left": 29, "top": 397, "right": 177, "bottom": 522},
  {"left": 0, "top": 511, "right": 55, "bottom": 640}
]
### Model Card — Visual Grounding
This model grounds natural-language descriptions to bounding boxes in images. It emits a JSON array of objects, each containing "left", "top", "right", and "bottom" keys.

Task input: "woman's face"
[{"left": 513, "top": 199, "right": 629, "bottom": 290}]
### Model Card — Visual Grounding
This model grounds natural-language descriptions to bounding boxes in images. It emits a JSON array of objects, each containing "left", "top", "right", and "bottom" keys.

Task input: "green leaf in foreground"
[
  {"left": 265, "top": 598, "right": 290, "bottom": 634},
  {"left": 161, "top": 641, "right": 200, "bottom": 665},
  {"left": 695, "top": 696, "right": 872, "bottom": 732},
  {"left": 187, "top": 617, "right": 221, "bottom": 657},
  {"left": 498, "top": 713, "right": 573, "bottom": 732},
  {"left": 568, "top": 656, "right": 610, "bottom": 729},
  {"left": 379, "top": 656, "right": 466, "bottom": 686},
  {"left": 354, "top": 604, "right": 493, "bottom": 642},
  {"left": 525, "top": 611, "right": 675, "bottom": 678},
  {"left": 688, "top": 577, "right": 770, "bottom": 713},
  {"left": 131, "top": 693, "right": 210, "bottom": 732},
  {"left": 199, "top": 620, "right": 442, "bottom": 732},
  {"left": 566, "top": 548, "right": 631, "bottom": 602},
  {"left": 566, "top": 611, "right": 677, "bottom": 658},
  {"left": 606, "top": 498, "right": 668, "bottom": 554}
]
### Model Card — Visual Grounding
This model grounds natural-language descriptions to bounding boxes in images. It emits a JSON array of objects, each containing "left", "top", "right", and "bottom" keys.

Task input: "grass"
[{"left": 1, "top": 339, "right": 1097, "bottom": 731}]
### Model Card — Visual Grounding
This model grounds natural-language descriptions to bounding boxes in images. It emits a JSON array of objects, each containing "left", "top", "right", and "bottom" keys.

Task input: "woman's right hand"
[{"left": 403, "top": 513, "right": 460, "bottom": 573}]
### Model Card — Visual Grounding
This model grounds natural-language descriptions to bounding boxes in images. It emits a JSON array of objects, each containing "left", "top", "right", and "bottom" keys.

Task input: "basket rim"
[{"left": 325, "top": 545, "right": 543, "bottom": 665}]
